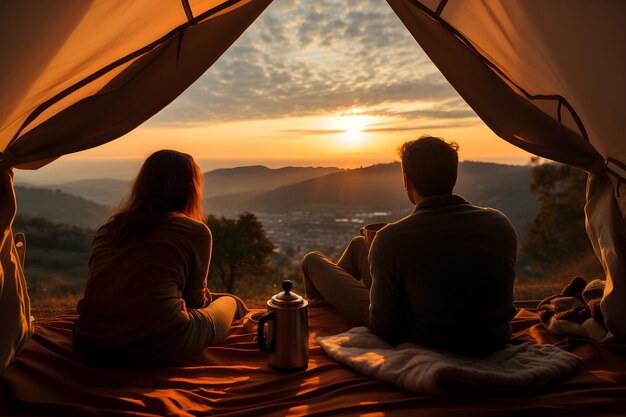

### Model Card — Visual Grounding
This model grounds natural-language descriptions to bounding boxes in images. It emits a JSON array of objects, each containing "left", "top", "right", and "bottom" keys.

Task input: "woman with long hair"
[{"left": 73, "top": 150, "right": 244, "bottom": 367}]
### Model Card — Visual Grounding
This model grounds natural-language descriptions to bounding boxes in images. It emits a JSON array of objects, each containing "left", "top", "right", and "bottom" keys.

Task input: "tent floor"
[{"left": 1, "top": 306, "right": 625, "bottom": 416}]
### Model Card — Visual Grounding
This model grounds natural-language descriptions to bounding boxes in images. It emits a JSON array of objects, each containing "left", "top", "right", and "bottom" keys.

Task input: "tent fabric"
[
  {"left": 1, "top": 306, "right": 625, "bottom": 416},
  {"left": 0, "top": 170, "right": 34, "bottom": 374},
  {"left": 0, "top": 0, "right": 272, "bottom": 168},
  {"left": 387, "top": 0, "right": 626, "bottom": 338},
  {"left": 0, "top": 306, "right": 626, "bottom": 417},
  {"left": 0, "top": 0, "right": 272, "bottom": 371}
]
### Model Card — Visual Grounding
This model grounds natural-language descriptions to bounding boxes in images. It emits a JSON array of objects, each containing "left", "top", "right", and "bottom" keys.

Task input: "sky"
[{"left": 16, "top": 0, "right": 532, "bottom": 184}]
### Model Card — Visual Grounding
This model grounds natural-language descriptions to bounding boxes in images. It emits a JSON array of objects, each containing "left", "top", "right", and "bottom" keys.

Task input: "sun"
[{"left": 330, "top": 111, "right": 374, "bottom": 146}]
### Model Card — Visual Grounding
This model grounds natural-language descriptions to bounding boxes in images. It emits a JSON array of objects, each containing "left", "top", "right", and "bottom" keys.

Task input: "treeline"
[
  {"left": 519, "top": 160, "right": 602, "bottom": 280},
  {"left": 12, "top": 216, "right": 95, "bottom": 297},
  {"left": 13, "top": 215, "right": 95, "bottom": 253},
  {"left": 206, "top": 212, "right": 275, "bottom": 294},
  {"left": 12, "top": 213, "right": 281, "bottom": 300}
]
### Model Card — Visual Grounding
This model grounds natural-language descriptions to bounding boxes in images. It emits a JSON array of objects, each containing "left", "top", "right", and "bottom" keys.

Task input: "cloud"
[
  {"left": 152, "top": 0, "right": 472, "bottom": 125},
  {"left": 363, "top": 120, "right": 481, "bottom": 133},
  {"left": 279, "top": 129, "right": 346, "bottom": 135}
]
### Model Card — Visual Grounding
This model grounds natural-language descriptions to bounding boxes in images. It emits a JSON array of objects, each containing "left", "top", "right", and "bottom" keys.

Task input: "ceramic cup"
[{"left": 359, "top": 222, "right": 388, "bottom": 247}]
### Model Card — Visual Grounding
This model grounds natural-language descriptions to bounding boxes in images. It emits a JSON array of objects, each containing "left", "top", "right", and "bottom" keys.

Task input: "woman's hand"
[{"left": 204, "top": 287, "right": 213, "bottom": 307}]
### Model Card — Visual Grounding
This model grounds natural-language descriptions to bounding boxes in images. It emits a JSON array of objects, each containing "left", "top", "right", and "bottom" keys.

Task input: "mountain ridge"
[
  {"left": 21, "top": 161, "right": 537, "bottom": 237},
  {"left": 44, "top": 165, "right": 343, "bottom": 205},
  {"left": 15, "top": 185, "right": 110, "bottom": 229},
  {"left": 207, "top": 161, "right": 537, "bottom": 237}
]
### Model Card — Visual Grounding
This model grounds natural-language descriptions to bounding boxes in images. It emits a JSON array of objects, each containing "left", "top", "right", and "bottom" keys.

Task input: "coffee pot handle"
[{"left": 257, "top": 311, "right": 276, "bottom": 354}]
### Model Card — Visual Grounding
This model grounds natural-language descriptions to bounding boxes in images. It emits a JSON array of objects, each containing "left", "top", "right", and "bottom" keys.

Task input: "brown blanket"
[{"left": 1, "top": 307, "right": 625, "bottom": 416}]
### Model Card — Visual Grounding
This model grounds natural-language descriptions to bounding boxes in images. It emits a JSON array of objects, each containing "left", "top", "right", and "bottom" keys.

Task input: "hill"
[
  {"left": 51, "top": 179, "right": 130, "bottom": 206},
  {"left": 21, "top": 162, "right": 537, "bottom": 236},
  {"left": 207, "top": 162, "right": 537, "bottom": 237},
  {"left": 218, "top": 163, "right": 408, "bottom": 212},
  {"left": 15, "top": 185, "right": 110, "bottom": 229},
  {"left": 456, "top": 161, "right": 537, "bottom": 234},
  {"left": 203, "top": 165, "right": 342, "bottom": 197},
  {"left": 43, "top": 166, "right": 342, "bottom": 206}
]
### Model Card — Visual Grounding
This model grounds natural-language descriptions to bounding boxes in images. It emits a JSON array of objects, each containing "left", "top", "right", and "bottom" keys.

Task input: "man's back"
[{"left": 368, "top": 194, "right": 518, "bottom": 356}]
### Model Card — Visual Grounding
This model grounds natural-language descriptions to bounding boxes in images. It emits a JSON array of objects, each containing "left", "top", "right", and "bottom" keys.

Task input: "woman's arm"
[{"left": 183, "top": 224, "right": 212, "bottom": 309}]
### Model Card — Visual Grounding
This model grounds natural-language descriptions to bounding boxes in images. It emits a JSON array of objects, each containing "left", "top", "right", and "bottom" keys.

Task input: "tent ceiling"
[
  {"left": 0, "top": 0, "right": 255, "bottom": 156},
  {"left": 414, "top": 0, "right": 626, "bottom": 166}
]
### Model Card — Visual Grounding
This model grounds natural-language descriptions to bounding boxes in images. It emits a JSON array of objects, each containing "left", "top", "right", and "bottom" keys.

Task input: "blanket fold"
[
  {"left": 318, "top": 327, "right": 581, "bottom": 394},
  {"left": 538, "top": 277, "right": 613, "bottom": 343}
]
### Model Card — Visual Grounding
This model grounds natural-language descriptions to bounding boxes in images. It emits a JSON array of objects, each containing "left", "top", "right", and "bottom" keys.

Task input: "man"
[{"left": 301, "top": 135, "right": 517, "bottom": 356}]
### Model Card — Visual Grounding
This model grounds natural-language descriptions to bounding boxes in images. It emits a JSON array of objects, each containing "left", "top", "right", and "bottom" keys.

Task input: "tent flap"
[
  {"left": 587, "top": 172, "right": 626, "bottom": 337},
  {"left": 388, "top": 0, "right": 626, "bottom": 337},
  {"left": 0, "top": 169, "right": 33, "bottom": 373},
  {"left": 0, "top": 0, "right": 271, "bottom": 371},
  {"left": 2, "top": 0, "right": 272, "bottom": 167}
]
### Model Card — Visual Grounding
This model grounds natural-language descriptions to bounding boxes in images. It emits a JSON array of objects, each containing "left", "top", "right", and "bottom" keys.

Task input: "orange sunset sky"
[{"left": 16, "top": 0, "right": 531, "bottom": 184}]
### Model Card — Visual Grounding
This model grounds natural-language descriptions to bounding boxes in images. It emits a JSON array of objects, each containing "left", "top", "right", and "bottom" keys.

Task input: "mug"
[{"left": 359, "top": 222, "right": 388, "bottom": 247}]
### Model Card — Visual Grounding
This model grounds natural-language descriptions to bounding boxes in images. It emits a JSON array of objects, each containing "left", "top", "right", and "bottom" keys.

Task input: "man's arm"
[{"left": 368, "top": 232, "right": 405, "bottom": 346}]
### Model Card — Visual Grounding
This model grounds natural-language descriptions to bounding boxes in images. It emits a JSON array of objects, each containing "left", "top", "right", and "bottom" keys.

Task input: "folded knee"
[
  {"left": 348, "top": 236, "right": 368, "bottom": 254},
  {"left": 301, "top": 251, "right": 326, "bottom": 271}
]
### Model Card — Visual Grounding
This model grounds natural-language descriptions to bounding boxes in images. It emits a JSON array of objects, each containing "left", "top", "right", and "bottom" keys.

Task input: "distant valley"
[
  {"left": 16, "top": 161, "right": 537, "bottom": 237},
  {"left": 14, "top": 161, "right": 539, "bottom": 293},
  {"left": 42, "top": 165, "right": 343, "bottom": 207},
  {"left": 206, "top": 161, "right": 537, "bottom": 237}
]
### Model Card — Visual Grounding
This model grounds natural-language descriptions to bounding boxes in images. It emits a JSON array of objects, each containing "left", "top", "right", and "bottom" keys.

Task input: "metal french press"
[{"left": 257, "top": 280, "right": 309, "bottom": 371}]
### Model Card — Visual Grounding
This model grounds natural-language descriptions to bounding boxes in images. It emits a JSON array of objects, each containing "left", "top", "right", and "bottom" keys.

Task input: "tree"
[
  {"left": 521, "top": 160, "right": 600, "bottom": 276},
  {"left": 206, "top": 212, "right": 274, "bottom": 293}
]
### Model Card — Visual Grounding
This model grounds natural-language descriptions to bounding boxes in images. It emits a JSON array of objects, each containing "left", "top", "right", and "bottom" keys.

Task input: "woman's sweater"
[{"left": 73, "top": 216, "right": 216, "bottom": 366}]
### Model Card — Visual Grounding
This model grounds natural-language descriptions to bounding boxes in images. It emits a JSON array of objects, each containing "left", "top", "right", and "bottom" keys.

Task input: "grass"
[
  {"left": 30, "top": 292, "right": 272, "bottom": 320},
  {"left": 515, "top": 252, "right": 604, "bottom": 301},
  {"left": 30, "top": 294, "right": 80, "bottom": 320},
  {"left": 30, "top": 279, "right": 570, "bottom": 320},
  {"left": 514, "top": 280, "right": 564, "bottom": 301},
  {"left": 29, "top": 253, "right": 602, "bottom": 319}
]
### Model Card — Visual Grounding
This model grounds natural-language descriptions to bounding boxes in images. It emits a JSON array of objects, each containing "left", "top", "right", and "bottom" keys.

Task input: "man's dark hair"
[{"left": 399, "top": 135, "right": 459, "bottom": 197}]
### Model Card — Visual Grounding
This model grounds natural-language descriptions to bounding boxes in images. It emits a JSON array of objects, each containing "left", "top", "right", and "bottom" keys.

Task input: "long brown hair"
[{"left": 103, "top": 150, "right": 204, "bottom": 243}]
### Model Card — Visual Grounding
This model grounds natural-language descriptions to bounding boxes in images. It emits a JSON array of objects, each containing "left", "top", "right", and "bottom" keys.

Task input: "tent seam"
[
  {"left": 435, "top": 0, "right": 448, "bottom": 16},
  {"left": 181, "top": 0, "right": 194, "bottom": 21},
  {"left": 606, "top": 158, "right": 626, "bottom": 183}
]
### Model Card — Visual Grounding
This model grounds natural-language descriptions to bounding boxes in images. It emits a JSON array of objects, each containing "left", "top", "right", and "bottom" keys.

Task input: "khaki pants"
[{"left": 301, "top": 236, "right": 371, "bottom": 325}]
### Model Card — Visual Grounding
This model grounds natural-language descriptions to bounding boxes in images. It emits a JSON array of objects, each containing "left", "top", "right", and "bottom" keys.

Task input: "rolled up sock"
[{"left": 582, "top": 279, "right": 605, "bottom": 304}]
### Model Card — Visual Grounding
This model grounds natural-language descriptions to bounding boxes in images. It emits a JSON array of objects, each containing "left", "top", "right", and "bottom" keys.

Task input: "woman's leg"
[
  {"left": 200, "top": 296, "right": 237, "bottom": 344},
  {"left": 211, "top": 292, "right": 249, "bottom": 319}
]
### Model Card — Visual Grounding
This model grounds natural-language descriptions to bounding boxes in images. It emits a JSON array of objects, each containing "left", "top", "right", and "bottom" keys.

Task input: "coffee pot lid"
[{"left": 271, "top": 280, "right": 305, "bottom": 307}]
